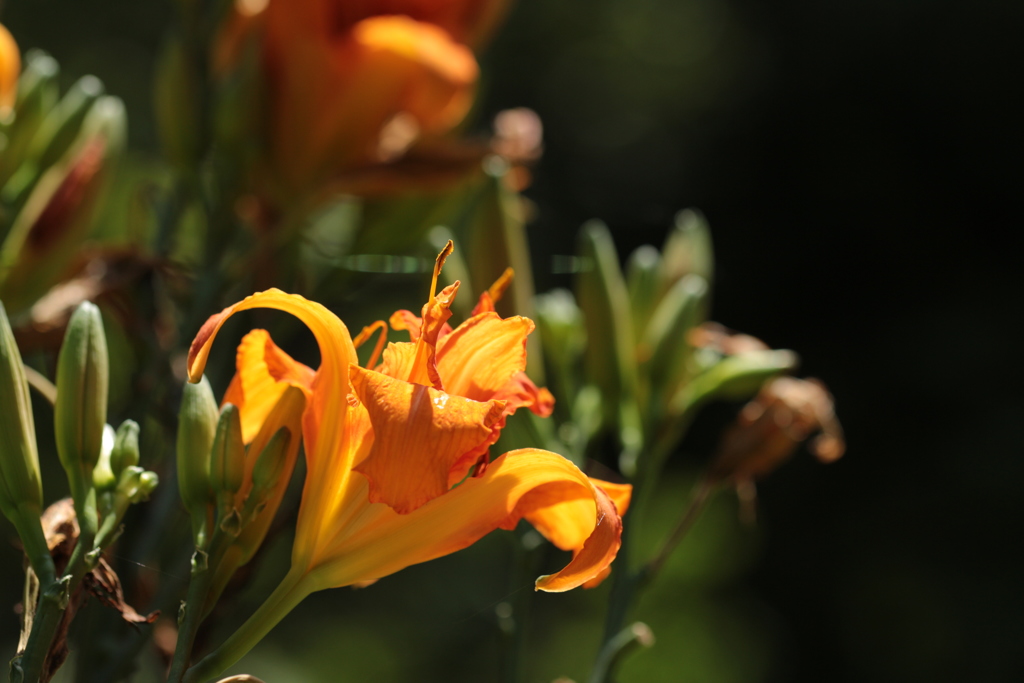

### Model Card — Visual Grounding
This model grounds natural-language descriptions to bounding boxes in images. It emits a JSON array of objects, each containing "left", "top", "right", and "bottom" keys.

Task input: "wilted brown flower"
[{"left": 709, "top": 376, "right": 845, "bottom": 484}]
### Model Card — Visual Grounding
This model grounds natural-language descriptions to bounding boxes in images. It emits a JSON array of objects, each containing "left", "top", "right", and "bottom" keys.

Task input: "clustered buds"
[{"left": 1, "top": 298, "right": 159, "bottom": 609}]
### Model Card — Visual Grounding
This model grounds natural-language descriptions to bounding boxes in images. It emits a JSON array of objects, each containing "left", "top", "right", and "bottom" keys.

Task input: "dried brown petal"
[{"left": 709, "top": 377, "right": 844, "bottom": 483}]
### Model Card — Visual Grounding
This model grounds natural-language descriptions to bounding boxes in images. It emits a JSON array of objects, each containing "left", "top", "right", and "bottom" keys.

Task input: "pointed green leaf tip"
[
  {"left": 54, "top": 300, "right": 109, "bottom": 499},
  {"left": 0, "top": 300, "right": 43, "bottom": 520}
]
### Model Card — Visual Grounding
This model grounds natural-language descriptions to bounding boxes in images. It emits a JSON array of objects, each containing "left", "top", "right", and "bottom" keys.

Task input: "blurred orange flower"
[
  {"left": 0, "top": 23, "right": 18, "bottom": 117},
  {"left": 184, "top": 244, "right": 629, "bottom": 675},
  {"left": 221, "top": 0, "right": 510, "bottom": 194}
]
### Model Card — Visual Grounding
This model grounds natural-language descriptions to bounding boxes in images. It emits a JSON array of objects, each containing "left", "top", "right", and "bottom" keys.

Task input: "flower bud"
[
  {"left": 248, "top": 427, "right": 292, "bottom": 510},
  {"left": 136, "top": 471, "right": 159, "bottom": 502},
  {"left": 54, "top": 300, "right": 109, "bottom": 500},
  {"left": 210, "top": 403, "right": 245, "bottom": 514},
  {"left": 110, "top": 419, "right": 140, "bottom": 475},
  {"left": 177, "top": 375, "right": 218, "bottom": 544},
  {"left": 0, "top": 300, "right": 43, "bottom": 520},
  {"left": 92, "top": 423, "right": 117, "bottom": 492}
]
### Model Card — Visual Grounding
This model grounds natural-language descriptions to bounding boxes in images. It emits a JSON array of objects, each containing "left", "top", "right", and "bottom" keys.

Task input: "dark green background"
[{"left": 1, "top": 0, "right": 1021, "bottom": 681}]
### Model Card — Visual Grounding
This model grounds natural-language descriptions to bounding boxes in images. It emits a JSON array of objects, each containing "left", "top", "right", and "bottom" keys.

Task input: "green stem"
[
  {"left": 180, "top": 568, "right": 309, "bottom": 683},
  {"left": 641, "top": 478, "right": 714, "bottom": 584},
  {"left": 166, "top": 534, "right": 231, "bottom": 683},
  {"left": 588, "top": 623, "right": 654, "bottom": 683},
  {"left": 15, "top": 489, "right": 96, "bottom": 683}
]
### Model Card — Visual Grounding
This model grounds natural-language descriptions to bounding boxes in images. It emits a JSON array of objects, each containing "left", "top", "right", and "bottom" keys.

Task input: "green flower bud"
[
  {"left": 136, "top": 471, "right": 159, "bottom": 502},
  {"left": 110, "top": 419, "right": 140, "bottom": 475},
  {"left": 92, "top": 423, "right": 117, "bottom": 492},
  {"left": 54, "top": 301, "right": 109, "bottom": 501},
  {"left": 177, "top": 375, "right": 218, "bottom": 545},
  {"left": 0, "top": 300, "right": 55, "bottom": 584},
  {"left": 249, "top": 428, "right": 292, "bottom": 508},
  {"left": 0, "top": 300, "right": 43, "bottom": 519},
  {"left": 210, "top": 403, "right": 244, "bottom": 515}
]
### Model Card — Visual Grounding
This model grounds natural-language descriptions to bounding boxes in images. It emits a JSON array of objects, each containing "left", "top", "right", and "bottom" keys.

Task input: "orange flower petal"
[
  {"left": 436, "top": 312, "right": 532, "bottom": 402},
  {"left": 303, "top": 449, "right": 627, "bottom": 593},
  {"left": 264, "top": 9, "right": 479, "bottom": 190},
  {"left": 187, "top": 289, "right": 357, "bottom": 565},
  {"left": 0, "top": 23, "right": 18, "bottom": 116},
  {"left": 351, "top": 365, "right": 505, "bottom": 513},
  {"left": 222, "top": 329, "right": 315, "bottom": 443}
]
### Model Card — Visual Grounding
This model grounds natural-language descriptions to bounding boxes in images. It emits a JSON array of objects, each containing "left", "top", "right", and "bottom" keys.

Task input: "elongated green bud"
[
  {"left": 0, "top": 300, "right": 43, "bottom": 519},
  {"left": 54, "top": 301, "right": 109, "bottom": 501},
  {"left": 110, "top": 419, "right": 140, "bottom": 475},
  {"left": 210, "top": 404, "right": 244, "bottom": 512},
  {"left": 0, "top": 300, "right": 57, "bottom": 585},
  {"left": 177, "top": 375, "right": 218, "bottom": 545},
  {"left": 248, "top": 428, "right": 292, "bottom": 510}
]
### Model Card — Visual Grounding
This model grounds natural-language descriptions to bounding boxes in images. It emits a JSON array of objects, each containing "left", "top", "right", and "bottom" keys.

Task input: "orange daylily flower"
[
  {"left": 0, "top": 23, "right": 18, "bottom": 117},
  {"left": 184, "top": 247, "right": 629, "bottom": 674},
  {"left": 219, "top": 0, "right": 500, "bottom": 194}
]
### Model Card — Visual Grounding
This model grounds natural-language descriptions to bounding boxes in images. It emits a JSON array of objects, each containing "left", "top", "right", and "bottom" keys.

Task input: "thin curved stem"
[{"left": 180, "top": 568, "right": 309, "bottom": 683}]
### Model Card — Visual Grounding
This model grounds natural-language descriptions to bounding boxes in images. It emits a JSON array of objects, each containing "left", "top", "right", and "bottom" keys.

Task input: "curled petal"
[
  {"left": 304, "top": 449, "right": 627, "bottom": 593},
  {"left": 493, "top": 371, "right": 555, "bottom": 417},
  {"left": 187, "top": 289, "right": 357, "bottom": 564},
  {"left": 351, "top": 366, "right": 505, "bottom": 514},
  {"left": 222, "top": 329, "right": 315, "bottom": 443}
]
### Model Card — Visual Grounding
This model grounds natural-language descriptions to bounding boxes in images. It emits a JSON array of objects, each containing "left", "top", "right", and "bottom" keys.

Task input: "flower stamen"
[{"left": 353, "top": 320, "right": 389, "bottom": 370}]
